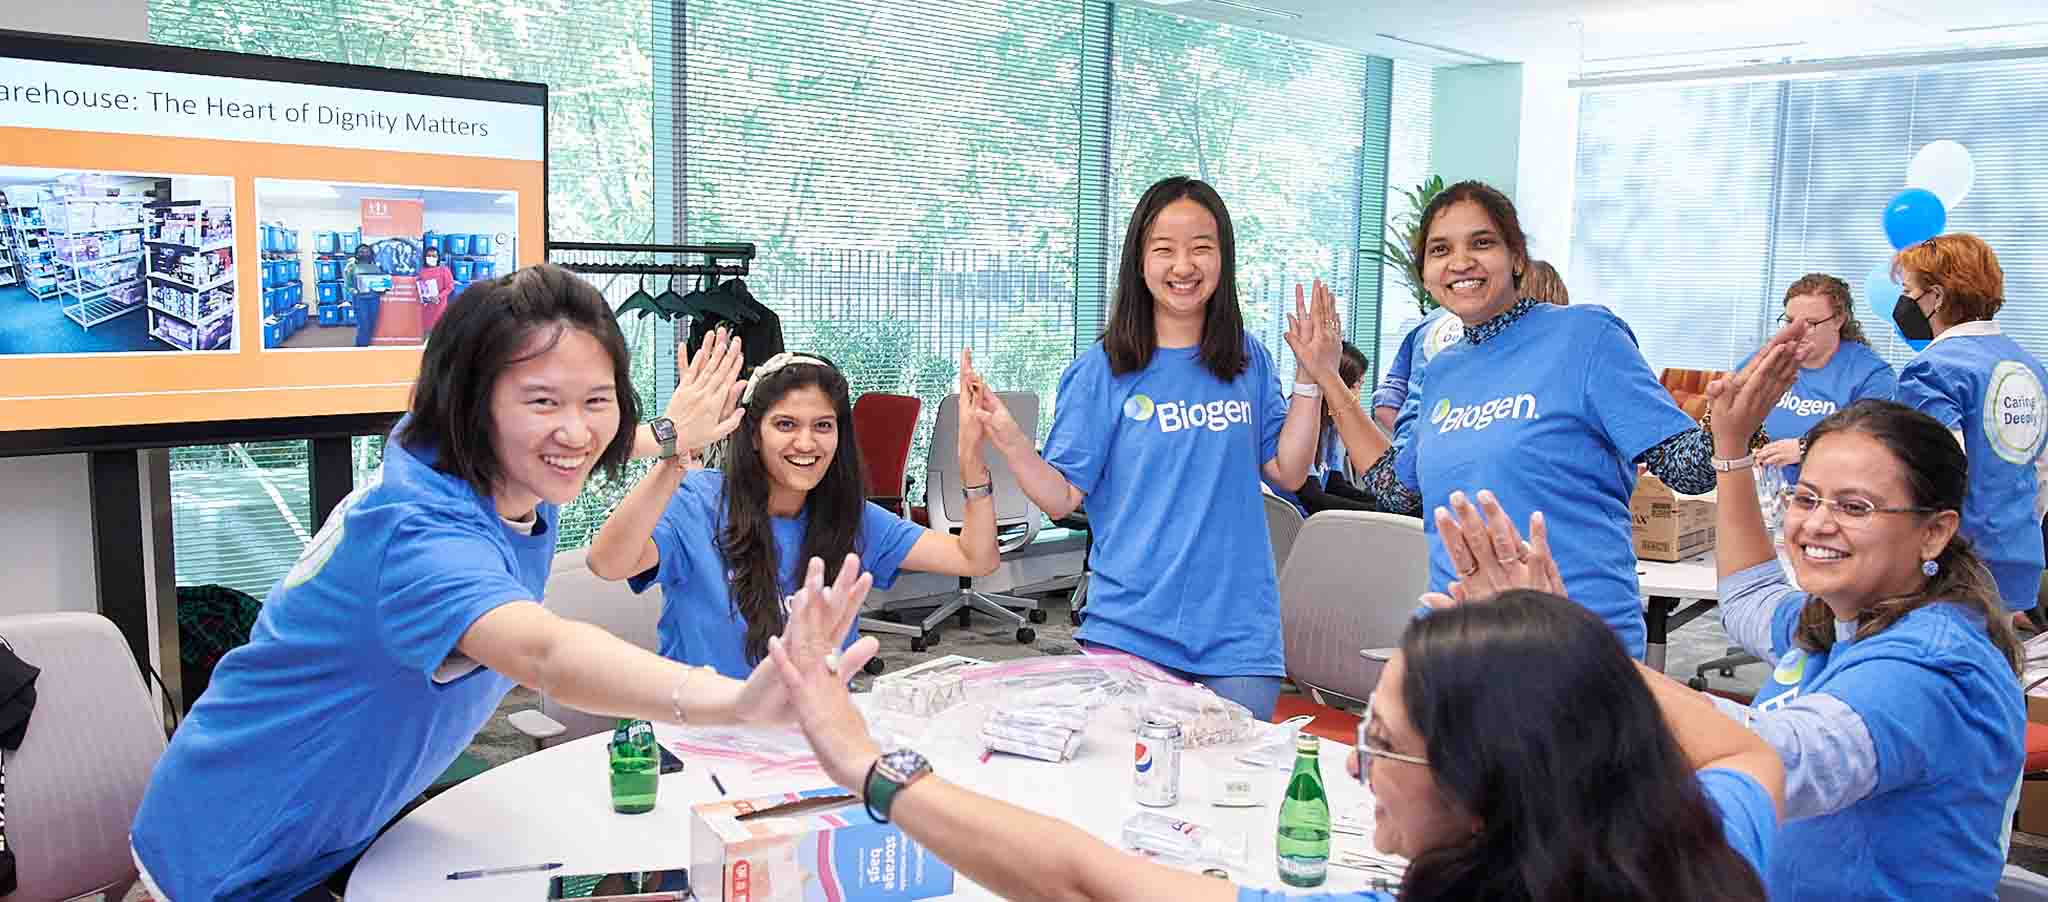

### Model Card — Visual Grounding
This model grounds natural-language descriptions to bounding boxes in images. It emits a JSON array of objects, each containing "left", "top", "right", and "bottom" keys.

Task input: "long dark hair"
[
  {"left": 1397, "top": 591, "right": 1767, "bottom": 902},
  {"left": 720, "top": 357, "right": 866, "bottom": 664},
  {"left": 399, "top": 263, "right": 641, "bottom": 497},
  {"left": 1792, "top": 399, "right": 2022, "bottom": 674},
  {"left": 1104, "top": 176, "right": 1248, "bottom": 381}
]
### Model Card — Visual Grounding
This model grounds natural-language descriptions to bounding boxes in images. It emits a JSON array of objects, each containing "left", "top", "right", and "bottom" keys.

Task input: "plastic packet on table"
[
  {"left": 871, "top": 654, "right": 985, "bottom": 718},
  {"left": 660, "top": 723, "right": 822, "bottom": 778},
  {"left": 979, "top": 729, "right": 1084, "bottom": 763},
  {"left": 1123, "top": 681, "right": 1259, "bottom": 748},
  {"left": 1120, "top": 811, "right": 1247, "bottom": 868},
  {"left": 1234, "top": 715, "right": 1315, "bottom": 769}
]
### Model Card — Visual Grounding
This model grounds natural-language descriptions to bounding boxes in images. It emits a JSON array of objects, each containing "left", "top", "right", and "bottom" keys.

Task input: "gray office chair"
[
  {"left": 876, "top": 391, "right": 1043, "bottom": 649},
  {"left": 1262, "top": 488, "right": 1306, "bottom": 577},
  {"left": 508, "top": 547, "right": 662, "bottom": 748},
  {"left": 2000, "top": 864, "right": 2048, "bottom": 901},
  {"left": 0, "top": 613, "right": 167, "bottom": 902},
  {"left": 1279, "top": 511, "right": 1430, "bottom": 706}
]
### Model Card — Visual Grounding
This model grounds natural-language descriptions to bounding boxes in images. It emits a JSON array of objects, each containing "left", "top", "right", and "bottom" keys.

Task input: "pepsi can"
[{"left": 1134, "top": 714, "right": 1183, "bottom": 807}]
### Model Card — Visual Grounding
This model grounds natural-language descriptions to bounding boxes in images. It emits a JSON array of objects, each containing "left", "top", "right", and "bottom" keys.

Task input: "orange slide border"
[{"left": 0, "top": 125, "right": 543, "bottom": 433}]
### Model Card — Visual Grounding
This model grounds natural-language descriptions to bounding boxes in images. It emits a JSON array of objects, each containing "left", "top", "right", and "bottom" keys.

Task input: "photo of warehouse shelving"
[
  {"left": 0, "top": 167, "right": 237, "bottom": 356},
  {"left": 254, "top": 179, "right": 516, "bottom": 350}
]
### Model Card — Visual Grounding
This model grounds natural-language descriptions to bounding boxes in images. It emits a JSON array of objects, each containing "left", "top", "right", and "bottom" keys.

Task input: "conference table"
[{"left": 347, "top": 701, "right": 1394, "bottom": 900}]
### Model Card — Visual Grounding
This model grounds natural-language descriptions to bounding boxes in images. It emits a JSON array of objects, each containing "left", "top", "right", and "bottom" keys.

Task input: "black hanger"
[
  {"left": 614, "top": 273, "right": 662, "bottom": 320},
  {"left": 652, "top": 274, "right": 690, "bottom": 320},
  {"left": 700, "top": 274, "right": 756, "bottom": 323},
  {"left": 722, "top": 276, "right": 769, "bottom": 321}
]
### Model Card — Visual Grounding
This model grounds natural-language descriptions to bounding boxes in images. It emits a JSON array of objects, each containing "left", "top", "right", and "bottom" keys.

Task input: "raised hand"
[
  {"left": 958, "top": 349, "right": 992, "bottom": 480},
  {"left": 668, "top": 327, "right": 748, "bottom": 451},
  {"left": 1420, "top": 490, "right": 1564, "bottom": 608},
  {"left": 733, "top": 554, "right": 878, "bottom": 730},
  {"left": 1284, "top": 279, "right": 1343, "bottom": 382},
  {"left": 1705, "top": 321, "right": 1806, "bottom": 457},
  {"left": 763, "top": 556, "right": 883, "bottom": 791},
  {"left": 959, "top": 352, "right": 1027, "bottom": 456}
]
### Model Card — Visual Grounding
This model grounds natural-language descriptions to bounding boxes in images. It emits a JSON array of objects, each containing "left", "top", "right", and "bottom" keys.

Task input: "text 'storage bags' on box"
[
  {"left": 1629, "top": 473, "right": 1716, "bottom": 562},
  {"left": 692, "top": 788, "right": 955, "bottom": 901}
]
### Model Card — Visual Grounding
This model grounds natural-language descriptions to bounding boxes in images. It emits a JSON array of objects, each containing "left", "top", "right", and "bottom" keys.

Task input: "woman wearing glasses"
[
  {"left": 1746, "top": 274, "right": 1896, "bottom": 482},
  {"left": 1893, "top": 234, "right": 2048, "bottom": 613},
  {"left": 1705, "top": 350, "right": 2025, "bottom": 900},
  {"left": 760, "top": 550, "right": 1784, "bottom": 902}
]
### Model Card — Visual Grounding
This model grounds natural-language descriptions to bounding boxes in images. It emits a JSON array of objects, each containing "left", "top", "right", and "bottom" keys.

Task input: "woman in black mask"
[
  {"left": 343, "top": 243, "right": 388, "bottom": 348},
  {"left": 1892, "top": 233, "right": 2048, "bottom": 617}
]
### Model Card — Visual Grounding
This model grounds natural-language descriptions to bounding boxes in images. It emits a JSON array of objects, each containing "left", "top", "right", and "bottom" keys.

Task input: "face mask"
[
  {"left": 1892, "top": 292, "right": 1935, "bottom": 341},
  {"left": 425, "top": 256, "right": 438, "bottom": 267}
]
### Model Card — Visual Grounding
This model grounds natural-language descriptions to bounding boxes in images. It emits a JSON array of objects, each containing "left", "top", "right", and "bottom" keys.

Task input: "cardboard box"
[
  {"left": 2017, "top": 684, "right": 2048, "bottom": 835},
  {"left": 1630, "top": 474, "right": 1716, "bottom": 562},
  {"left": 692, "top": 788, "right": 955, "bottom": 901}
]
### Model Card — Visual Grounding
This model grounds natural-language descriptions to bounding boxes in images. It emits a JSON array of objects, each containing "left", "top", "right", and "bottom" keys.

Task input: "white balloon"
[{"left": 1907, "top": 140, "right": 1975, "bottom": 210}]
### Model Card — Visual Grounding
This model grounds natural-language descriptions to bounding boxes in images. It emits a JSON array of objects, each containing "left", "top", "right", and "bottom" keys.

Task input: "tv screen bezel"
[{"left": 0, "top": 28, "right": 548, "bottom": 456}]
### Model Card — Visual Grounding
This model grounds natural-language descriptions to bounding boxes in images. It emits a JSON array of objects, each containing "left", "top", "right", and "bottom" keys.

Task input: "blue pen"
[{"left": 447, "top": 861, "right": 564, "bottom": 880}]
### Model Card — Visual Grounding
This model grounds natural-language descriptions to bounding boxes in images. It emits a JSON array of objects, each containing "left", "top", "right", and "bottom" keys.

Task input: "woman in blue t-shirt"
[
  {"left": 1891, "top": 234, "right": 2048, "bottom": 612},
  {"left": 961, "top": 175, "right": 1330, "bottom": 719},
  {"left": 1708, "top": 360, "right": 2025, "bottom": 898},
  {"left": 760, "top": 559, "right": 1784, "bottom": 902},
  {"left": 128, "top": 268, "right": 879, "bottom": 901},
  {"left": 1307, "top": 180, "right": 1804, "bottom": 659},
  {"left": 1747, "top": 273, "right": 1896, "bottom": 482},
  {"left": 586, "top": 352, "right": 1001, "bottom": 678}
]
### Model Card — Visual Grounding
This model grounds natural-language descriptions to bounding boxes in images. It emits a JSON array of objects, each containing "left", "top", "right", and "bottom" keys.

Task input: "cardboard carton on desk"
[
  {"left": 692, "top": 787, "right": 955, "bottom": 901},
  {"left": 1630, "top": 474, "right": 1716, "bottom": 562},
  {"left": 2015, "top": 655, "right": 2048, "bottom": 834}
]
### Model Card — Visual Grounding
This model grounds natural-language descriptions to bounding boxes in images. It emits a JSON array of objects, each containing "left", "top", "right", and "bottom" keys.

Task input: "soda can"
[{"left": 1134, "top": 713, "right": 1183, "bottom": 807}]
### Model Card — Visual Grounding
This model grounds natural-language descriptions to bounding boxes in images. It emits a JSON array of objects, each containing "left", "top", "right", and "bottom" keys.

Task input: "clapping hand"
[
  {"left": 1706, "top": 319, "right": 1806, "bottom": 457},
  {"left": 1420, "top": 490, "right": 1565, "bottom": 608}
]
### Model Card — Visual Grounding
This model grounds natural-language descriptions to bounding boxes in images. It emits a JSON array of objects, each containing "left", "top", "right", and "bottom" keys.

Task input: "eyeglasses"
[
  {"left": 1356, "top": 703, "right": 1428, "bottom": 782},
  {"left": 1779, "top": 487, "right": 1937, "bottom": 525},
  {"left": 1778, "top": 310, "right": 1843, "bottom": 328}
]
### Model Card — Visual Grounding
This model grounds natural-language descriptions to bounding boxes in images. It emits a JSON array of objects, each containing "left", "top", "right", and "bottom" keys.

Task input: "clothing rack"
[{"left": 544, "top": 240, "right": 754, "bottom": 276}]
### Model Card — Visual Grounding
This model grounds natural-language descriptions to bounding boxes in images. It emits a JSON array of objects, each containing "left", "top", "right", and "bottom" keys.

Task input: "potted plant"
[{"left": 1382, "top": 175, "right": 1445, "bottom": 315}]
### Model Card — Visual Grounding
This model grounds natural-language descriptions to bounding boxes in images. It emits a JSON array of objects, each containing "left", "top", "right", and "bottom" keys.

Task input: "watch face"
[
  {"left": 651, "top": 418, "right": 676, "bottom": 441},
  {"left": 880, "top": 749, "right": 928, "bottom": 780}
]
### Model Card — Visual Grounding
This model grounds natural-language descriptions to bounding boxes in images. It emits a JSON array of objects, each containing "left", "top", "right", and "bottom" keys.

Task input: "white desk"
[
  {"left": 1639, "top": 551, "right": 1719, "bottom": 673},
  {"left": 348, "top": 705, "right": 1386, "bottom": 900}
]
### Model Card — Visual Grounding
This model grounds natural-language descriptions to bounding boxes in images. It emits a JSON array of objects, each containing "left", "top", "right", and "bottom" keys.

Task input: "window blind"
[
  {"left": 1571, "top": 80, "right": 1784, "bottom": 375},
  {"left": 1376, "top": 59, "right": 1436, "bottom": 384}
]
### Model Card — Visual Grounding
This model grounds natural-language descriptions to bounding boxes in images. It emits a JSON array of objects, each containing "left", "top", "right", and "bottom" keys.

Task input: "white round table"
[{"left": 348, "top": 704, "right": 1387, "bottom": 900}]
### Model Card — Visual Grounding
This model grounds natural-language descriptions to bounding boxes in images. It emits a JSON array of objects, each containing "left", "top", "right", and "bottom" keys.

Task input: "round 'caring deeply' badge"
[{"left": 1983, "top": 360, "right": 2048, "bottom": 465}]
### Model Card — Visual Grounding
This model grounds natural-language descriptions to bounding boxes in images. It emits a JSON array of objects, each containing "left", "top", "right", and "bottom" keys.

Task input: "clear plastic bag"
[{"left": 660, "top": 724, "right": 822, "bottom": 777}]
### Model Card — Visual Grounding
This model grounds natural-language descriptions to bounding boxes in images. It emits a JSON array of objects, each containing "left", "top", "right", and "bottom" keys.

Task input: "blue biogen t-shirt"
[
  {"left": 1233, "top": 768, "right": 1774, "bottom": 902},
  {"left": 1046, "top": 337, "right": 1289, "bottom": 677},
  {"left": 1396, "top": 305, "right": 1697, "bottom": 658},
  {"left": 1897, "top": 324, "right": 2048, "bottom": 610},
  {"left": 1370, "top": 310, "right": 1464, "bottom": 414},
  {"left": 1743, "top": 340, "right": 1895, "bottom": 485},
  {"left": 131, "top": 421, "right": 558, "bottom": 901},
  {"left": 628, "top": 469, "right": 924, "bottom": 678},
  {"left": 1749, "top": 594, "right": 2023, "bottom": 901}
]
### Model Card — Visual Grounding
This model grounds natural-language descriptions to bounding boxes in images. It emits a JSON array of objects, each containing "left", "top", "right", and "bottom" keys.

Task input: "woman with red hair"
[{"left": 1893, "top": 234, "right": 2048, "bottom": 614}]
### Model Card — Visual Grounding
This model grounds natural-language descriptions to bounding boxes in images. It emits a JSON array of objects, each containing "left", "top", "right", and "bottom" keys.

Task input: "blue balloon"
[
  {"left": 1862, "top": 260, "right": 1929, "bottom": 352},
  {"left": 1882, "top": 188, "right": 1946, "bottom": 250}
]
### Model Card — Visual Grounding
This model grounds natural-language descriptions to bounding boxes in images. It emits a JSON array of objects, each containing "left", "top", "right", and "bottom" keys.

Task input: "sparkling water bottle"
[
  {"left": 1276, "top": 734, "right": 1330, "bottom": 886},
  {"left": 609, "top": 718, "right": 659, "bottom": 814}
]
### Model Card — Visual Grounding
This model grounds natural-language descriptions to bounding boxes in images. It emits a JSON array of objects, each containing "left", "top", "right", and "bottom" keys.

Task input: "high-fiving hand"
[
  {"left": 1284, "top": 278, "right": 1343, "bottom": 383},
  {"left": 959, "top": 350, "right": 1028, "bottom": 457},
  {"left": 765, "top": 555, "right": 885, "bottom": 792},
  {"left": 1705, "top": 319, "right": 1807, "bottom": 457},
  {"left": 665, "top": 327, "right": 749, "bottom": 454},
  {"left": 731, "top": 554, "right": 879, "bottom": 733},
  {"left": 1421, "top": 490, "right": 1565, "bottom": 608}
]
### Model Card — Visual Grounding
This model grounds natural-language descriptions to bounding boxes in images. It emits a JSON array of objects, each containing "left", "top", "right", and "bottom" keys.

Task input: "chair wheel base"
[
  {"left": 864, "top": 657, "right": 886, "bottom": 675},
  {"left": 1016, "top": 627, "right": 1036, "bottom": 644},
  {"left": 911, "top": 636, "right": 930, "bottom": 653},
  {"left": 1028, "top": 608, "right": 1048, "bottom": 624},
  {"left": 1687, "top": 676, "right": 1710, "bottom": 691}
]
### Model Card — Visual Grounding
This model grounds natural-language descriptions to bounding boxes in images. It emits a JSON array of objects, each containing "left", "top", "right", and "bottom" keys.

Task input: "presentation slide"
[{"left": 0, "top": 32, "right": 545, "bottom": 448}]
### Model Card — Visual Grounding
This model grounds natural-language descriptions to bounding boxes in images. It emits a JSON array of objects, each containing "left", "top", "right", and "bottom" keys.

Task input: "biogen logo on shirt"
[
  {"left": 1430, "top": 393, "right": 1539, "bottom": 433},
  {"left": 1775, "top": 392, "right": 1837, "bottom": 418},
  {"left": 1124, "top": 392, "right": 1252, "bottom": 434}
]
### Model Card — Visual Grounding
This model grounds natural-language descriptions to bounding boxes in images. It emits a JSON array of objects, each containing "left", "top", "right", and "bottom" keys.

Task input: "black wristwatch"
[
  {"left": 649, "top": 417, "right": 678, "bottom": 460},
  {"left": 863, "top": 749, "right": 932, "bottom": 823}
]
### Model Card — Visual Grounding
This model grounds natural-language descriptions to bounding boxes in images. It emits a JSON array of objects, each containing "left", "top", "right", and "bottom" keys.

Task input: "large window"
[
  {"left": 1573, "top": 53, "right": 2048, "bottom": 375},
  {"left": 149, "top": 0, "right": 1401, "bottom": 596},
  {"left": 1376, "top": 60, "right": 1436, "bottom": 381}
]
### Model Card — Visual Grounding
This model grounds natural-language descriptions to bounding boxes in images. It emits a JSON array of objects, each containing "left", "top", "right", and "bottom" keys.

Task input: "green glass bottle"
[
  {"left": 1275, "top": 734, "right": 1330, "bottom": 887},
  {"left": 609, "top": 718, "right": 659, "bottom": 814}
]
